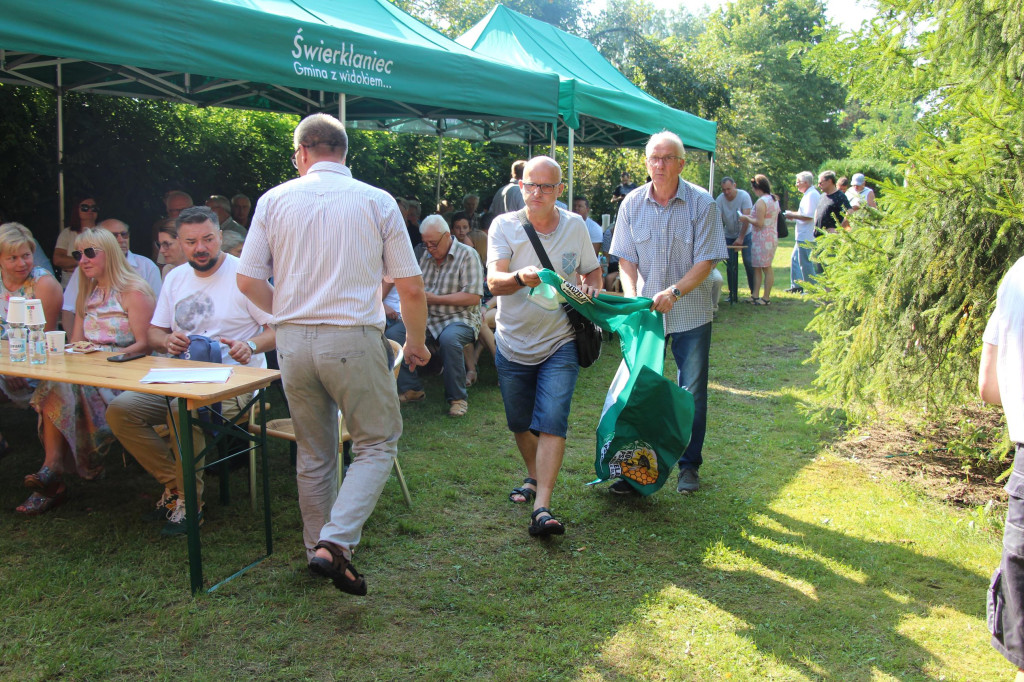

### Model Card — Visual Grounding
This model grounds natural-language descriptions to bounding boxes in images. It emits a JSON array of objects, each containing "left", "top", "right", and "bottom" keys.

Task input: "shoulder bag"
[{"left": 515, "top": 210, "right": 602, "bottom": 368}]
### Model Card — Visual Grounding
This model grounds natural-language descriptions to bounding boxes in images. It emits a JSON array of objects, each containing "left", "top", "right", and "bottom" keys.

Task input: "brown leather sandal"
[{"left": 308, "top": 541, "right": 367, "bottom": 595}]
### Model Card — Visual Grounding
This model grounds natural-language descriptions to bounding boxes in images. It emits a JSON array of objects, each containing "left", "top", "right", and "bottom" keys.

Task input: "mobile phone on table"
[{"left": 107, "top": 352, "right": 147, "bottom": 363}]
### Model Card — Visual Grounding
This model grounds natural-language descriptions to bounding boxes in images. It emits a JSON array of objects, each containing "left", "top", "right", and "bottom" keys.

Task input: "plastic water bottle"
[
  {"left": 7, "top": 296, "right": 27, "bottom": 363},
  {"left": 599, "top": 252, "right": 609, "bottom": 277},
  {"left": 25, "top": 299, "right": 47, "bottom": 365}
]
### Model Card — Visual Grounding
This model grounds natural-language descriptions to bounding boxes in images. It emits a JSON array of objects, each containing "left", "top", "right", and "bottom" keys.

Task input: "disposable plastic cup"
[{"left": 46, "top": 331, "right": 66, "bottom": 354}]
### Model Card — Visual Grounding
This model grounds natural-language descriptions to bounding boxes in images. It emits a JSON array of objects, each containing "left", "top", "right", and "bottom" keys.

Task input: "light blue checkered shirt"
[{"left": 610, "top": 179, "right": 727, "bottom": 334}]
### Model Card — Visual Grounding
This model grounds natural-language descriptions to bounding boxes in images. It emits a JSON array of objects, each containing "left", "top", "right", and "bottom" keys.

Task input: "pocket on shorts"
[{"left": 989, "top": 566, "right": 1005, "bottom": 637}]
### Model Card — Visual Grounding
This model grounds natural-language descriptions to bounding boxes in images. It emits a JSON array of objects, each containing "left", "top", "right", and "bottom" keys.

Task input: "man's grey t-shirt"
[
  {"left": 715, "top": 189, "right": 753, "bottom": 240},
  {"left": 487, "top": 209, "right": 600, "bottom": 365}
]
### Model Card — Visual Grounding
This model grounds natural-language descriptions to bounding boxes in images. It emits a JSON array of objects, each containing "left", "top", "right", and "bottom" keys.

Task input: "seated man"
[
  {"left": 385, "top": 214, "right": 482, "bottom": 417},
  {"left": 107, "top": 207, "right": 275, "bottom": 536}
]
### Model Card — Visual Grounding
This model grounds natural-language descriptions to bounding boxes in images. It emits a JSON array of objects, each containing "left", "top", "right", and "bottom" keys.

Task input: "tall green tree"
[
  {"left": 699, "top": 0, "right": 847, "bottom": 198},
  {"left": 807, "top": 0, "right": 1024, "bottom": 418}
]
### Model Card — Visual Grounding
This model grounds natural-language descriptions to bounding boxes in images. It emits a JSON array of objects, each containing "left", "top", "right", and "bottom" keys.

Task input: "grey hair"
[
  {"left": 207, "top": 194, "right": 231, "bottom": 212},
  {"left": 796, "top": 171, "right": 814, "bottom": 185},
  {"left": 176, "top": 206, "right": 219, "bottom": 230},
  {"left": 293, "top": 113, "right": 348, "bottom": 159},
  {"left": 419, "top": 214, "right": 450, "bottom": 235},
  {"left": 645, "top": 131, "right": 685, "bottom": 158}
]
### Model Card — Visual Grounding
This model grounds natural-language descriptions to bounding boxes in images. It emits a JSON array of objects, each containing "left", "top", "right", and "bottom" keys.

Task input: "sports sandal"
[
  {"left": 528, "top": 507, "right": 565, "bottom": 537},
  {"left": 308, "top": 541, "right": 367, "bottom": 595},
  {"left": 508, "top": 477, "right": 537, "bottom": 504}
]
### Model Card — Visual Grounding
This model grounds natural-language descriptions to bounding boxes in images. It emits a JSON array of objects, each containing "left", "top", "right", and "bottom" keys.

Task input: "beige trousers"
[{"left": 107, "top": 390, "right": 251, "bottom": 501}]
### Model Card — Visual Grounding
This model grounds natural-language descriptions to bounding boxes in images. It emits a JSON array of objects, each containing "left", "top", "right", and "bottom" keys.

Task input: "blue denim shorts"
[{"left": 495, "top": 341, "right": 579, "bottom": 438}]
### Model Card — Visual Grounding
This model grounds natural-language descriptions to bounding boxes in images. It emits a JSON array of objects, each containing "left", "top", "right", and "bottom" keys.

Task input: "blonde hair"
[
  {"left": 0, "top": 222, "right": 38, "bottom": 260},
  {"left": 74, "top": 228, "right": 153, "bottom": 316}
]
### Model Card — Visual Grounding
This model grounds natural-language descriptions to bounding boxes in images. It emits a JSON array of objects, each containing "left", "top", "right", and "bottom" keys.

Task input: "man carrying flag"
[
  {"left": 610, "top": 131, "right": 727, "bottom": 494},
  {"left": 486, "top": 156, "right": 602, "bottom": 538}
]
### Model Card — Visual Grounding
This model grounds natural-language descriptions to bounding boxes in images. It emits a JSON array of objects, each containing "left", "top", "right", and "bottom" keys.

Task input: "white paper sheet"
[{"left": 139, "top": 367, "right": 233, "bottom": 384}]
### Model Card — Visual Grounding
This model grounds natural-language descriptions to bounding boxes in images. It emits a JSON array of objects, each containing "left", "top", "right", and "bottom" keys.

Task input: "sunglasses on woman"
[
  {"left": 71, "top": 247, "right": 103, "bottom": 261},
  {"left": 79, "top": 204, "right": 98, "bottom": 212}
]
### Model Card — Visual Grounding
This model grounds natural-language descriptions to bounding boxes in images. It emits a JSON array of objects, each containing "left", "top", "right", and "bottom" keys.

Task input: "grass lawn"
[{"left": 0, "top": 239, "right": 1010, "bottom": 680}]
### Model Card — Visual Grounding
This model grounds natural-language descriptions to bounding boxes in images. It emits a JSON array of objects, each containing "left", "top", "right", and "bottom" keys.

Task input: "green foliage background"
[{"left": 807, "top": 0, "right": 1024, "bottom": 419}]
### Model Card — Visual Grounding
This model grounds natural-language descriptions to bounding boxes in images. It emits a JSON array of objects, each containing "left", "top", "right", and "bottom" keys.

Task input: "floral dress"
[
  {"left": 0, "top": 266, "right": 57, "bottom": 407},
  {"left": 30, "top": 287, "right": 135, "bottom": 479},
  {"left": 750, "top": 195, "right": 779, "bottom": 268}
]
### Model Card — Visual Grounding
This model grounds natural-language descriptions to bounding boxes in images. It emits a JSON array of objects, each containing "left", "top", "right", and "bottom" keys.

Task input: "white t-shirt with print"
[{"left": 152, "top": 254, "right": 272, "bottom": 368}]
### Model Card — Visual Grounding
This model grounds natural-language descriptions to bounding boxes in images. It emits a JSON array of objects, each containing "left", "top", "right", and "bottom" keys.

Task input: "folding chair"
[{"left": 248, "top": 339, "right": 411, "bottom": 509}]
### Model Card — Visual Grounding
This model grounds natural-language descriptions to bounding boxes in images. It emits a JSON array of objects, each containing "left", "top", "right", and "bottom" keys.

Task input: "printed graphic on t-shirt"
[
  {"left": 174, "top": 291, "right": 215, "bottom": 334},
  {"left": 561, "top": 252, "right": 578, "bottom": 277}
]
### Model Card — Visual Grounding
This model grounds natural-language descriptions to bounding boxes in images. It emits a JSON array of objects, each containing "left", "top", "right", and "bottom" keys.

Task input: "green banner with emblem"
[{"left": 534, "top": 270, "right": 694, "bottom": 495}]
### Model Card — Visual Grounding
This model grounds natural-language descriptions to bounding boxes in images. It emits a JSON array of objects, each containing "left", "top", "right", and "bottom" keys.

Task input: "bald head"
[
  {"left": 100, "top": 218, "right": 131, "bottom": 255},
  {"left": 523, "top": 156, "right": 563, "bottom": 183}
]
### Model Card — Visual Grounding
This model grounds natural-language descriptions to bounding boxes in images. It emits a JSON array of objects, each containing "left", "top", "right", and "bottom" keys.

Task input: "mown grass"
[{"left": 0, "top": 239, "right": 1010, "bottom": 680}]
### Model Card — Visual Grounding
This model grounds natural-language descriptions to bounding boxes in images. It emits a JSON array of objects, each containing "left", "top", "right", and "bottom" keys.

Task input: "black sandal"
[
  {"left": 528, "top": 507, "right": 565, "bottom": 537},
  {"left": 308, "top": 541, "right": 367, "bottom": 595},
  {"left": 508, "top": 477, "right": 537, "bottom": 504}
]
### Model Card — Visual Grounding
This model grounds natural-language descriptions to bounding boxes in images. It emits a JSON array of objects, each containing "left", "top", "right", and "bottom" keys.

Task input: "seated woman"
[
  {"left": 17, "top": 228, "right": 155, "bottom": 515},
  {"left": 53, "top": 196, "right": 99, "bottom": 289},
  {"left": 0, "top": 222, "right": 64, "bottom": 450},
  {"left": 154, "top": 218, "right": 186, "bottom": 279}
]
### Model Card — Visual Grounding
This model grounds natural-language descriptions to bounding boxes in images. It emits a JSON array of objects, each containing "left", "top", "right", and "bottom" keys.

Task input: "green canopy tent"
[
  {"left": 457, "top": 5, "right": 719, "bottom": 198},
  {"left": 0, "top": 0, "right": 562, "bottom": 224}
]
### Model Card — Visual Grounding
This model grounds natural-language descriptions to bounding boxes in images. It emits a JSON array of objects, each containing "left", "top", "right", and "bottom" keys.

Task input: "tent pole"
[
  {"left": 435, "top": 133, "right": 443, "bottom": 207},
  {"left": 549, "top": 120, "right": 556, "bottom": 157},
  {"left": 57, "top": 62, "right": 65, "bottom": 231},
  {"left": 339, "top": 93, "right": 346, "bottom": 124},
  {"left": 567, "top": 127, "right": 574, "bottom": 207},
  {"left": 708, "top": 152, "right": 715, "bottom": 193}
]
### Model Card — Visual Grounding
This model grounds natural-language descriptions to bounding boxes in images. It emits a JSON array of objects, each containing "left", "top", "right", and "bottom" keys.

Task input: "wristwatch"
[
  {"left": 670, "top": 286, "right": 682, "bottom": 301},
  {"left": 246, "top": 340, "right": 257, "bottom": 353}
]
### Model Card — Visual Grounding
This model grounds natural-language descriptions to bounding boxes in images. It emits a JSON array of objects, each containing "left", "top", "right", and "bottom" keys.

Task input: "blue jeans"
[
  {"left": 790, "top": 243, "right": 816, "bottom": 288},
  {"left": 725, "top": 232, "right": 754, "bottom": 301},
  {"left": 495, "top": 342, "right": 579, "bottom": 438},
  {"left": 669, "top": 322, "right": 712, "bottom": 472},
  {"left": 388, "top": 320, "right": 476, "bottom": 403}
]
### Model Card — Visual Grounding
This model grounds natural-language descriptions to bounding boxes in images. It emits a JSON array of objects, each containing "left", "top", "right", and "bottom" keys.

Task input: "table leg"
[
  {"left": 179, "top": 398, "right": 204, "bottom": 594},
  {"left": 259, "top": 388, "right": 273, "bottom": 555}
]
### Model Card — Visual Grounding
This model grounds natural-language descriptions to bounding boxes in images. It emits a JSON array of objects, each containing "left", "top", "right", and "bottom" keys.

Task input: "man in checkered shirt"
[
  {"left": 610, "top": 131, "right": 728, "bottom": 495},
  {"left": 387, "top": 214, "right": 483, "bottom": 417}
]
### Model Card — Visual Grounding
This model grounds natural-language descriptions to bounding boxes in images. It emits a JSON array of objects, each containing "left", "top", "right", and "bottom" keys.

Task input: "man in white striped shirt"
[{"left": 238, "top": 113, "right": 429, "bottom": 596}]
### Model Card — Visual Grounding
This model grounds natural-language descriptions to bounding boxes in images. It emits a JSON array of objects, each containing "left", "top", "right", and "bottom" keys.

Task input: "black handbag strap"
[{"left": 515, "top": 208, "right": 555, "bottom": 272}]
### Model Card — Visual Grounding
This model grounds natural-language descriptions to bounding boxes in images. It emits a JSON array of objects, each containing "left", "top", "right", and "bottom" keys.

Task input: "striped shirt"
[
  {"left": 238, "top": 162, "right": 421, "bottom": 328},
  {"left": 420, "top": 238, "right": 483, "bottom": 338},
  {"left": 610, "top": 179, "right": 727, "bottom": 334}
]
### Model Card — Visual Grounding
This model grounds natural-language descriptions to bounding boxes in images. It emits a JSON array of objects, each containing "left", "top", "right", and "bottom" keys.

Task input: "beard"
[{"left": 187, "top": 251, "right": 220, "bottom": 272}]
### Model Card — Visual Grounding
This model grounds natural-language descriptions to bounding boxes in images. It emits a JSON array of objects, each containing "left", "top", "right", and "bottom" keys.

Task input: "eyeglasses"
[
  {"left": 522, "top": 182, "right": 561, "bottom": 195},
  {"left": 71, "top": 247, "right": 103, "bottom": 261},
  {"left": 423, "top": 233, "right": 449, "bottom": 250},
  {"left": 109, "top": 231, "right": 129, "bottom": 239},
  {"left": 80, "top": 204, "right": 98, "bottom": 212},
  {"left": 158, "top": 240, "right": 176, "bottom": 250},
  {"left": 291, "top": 147, "right": 303, "bottom": 169},
  {"left": 646, "top": 155, "right": 681, "bottom": 166}
]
